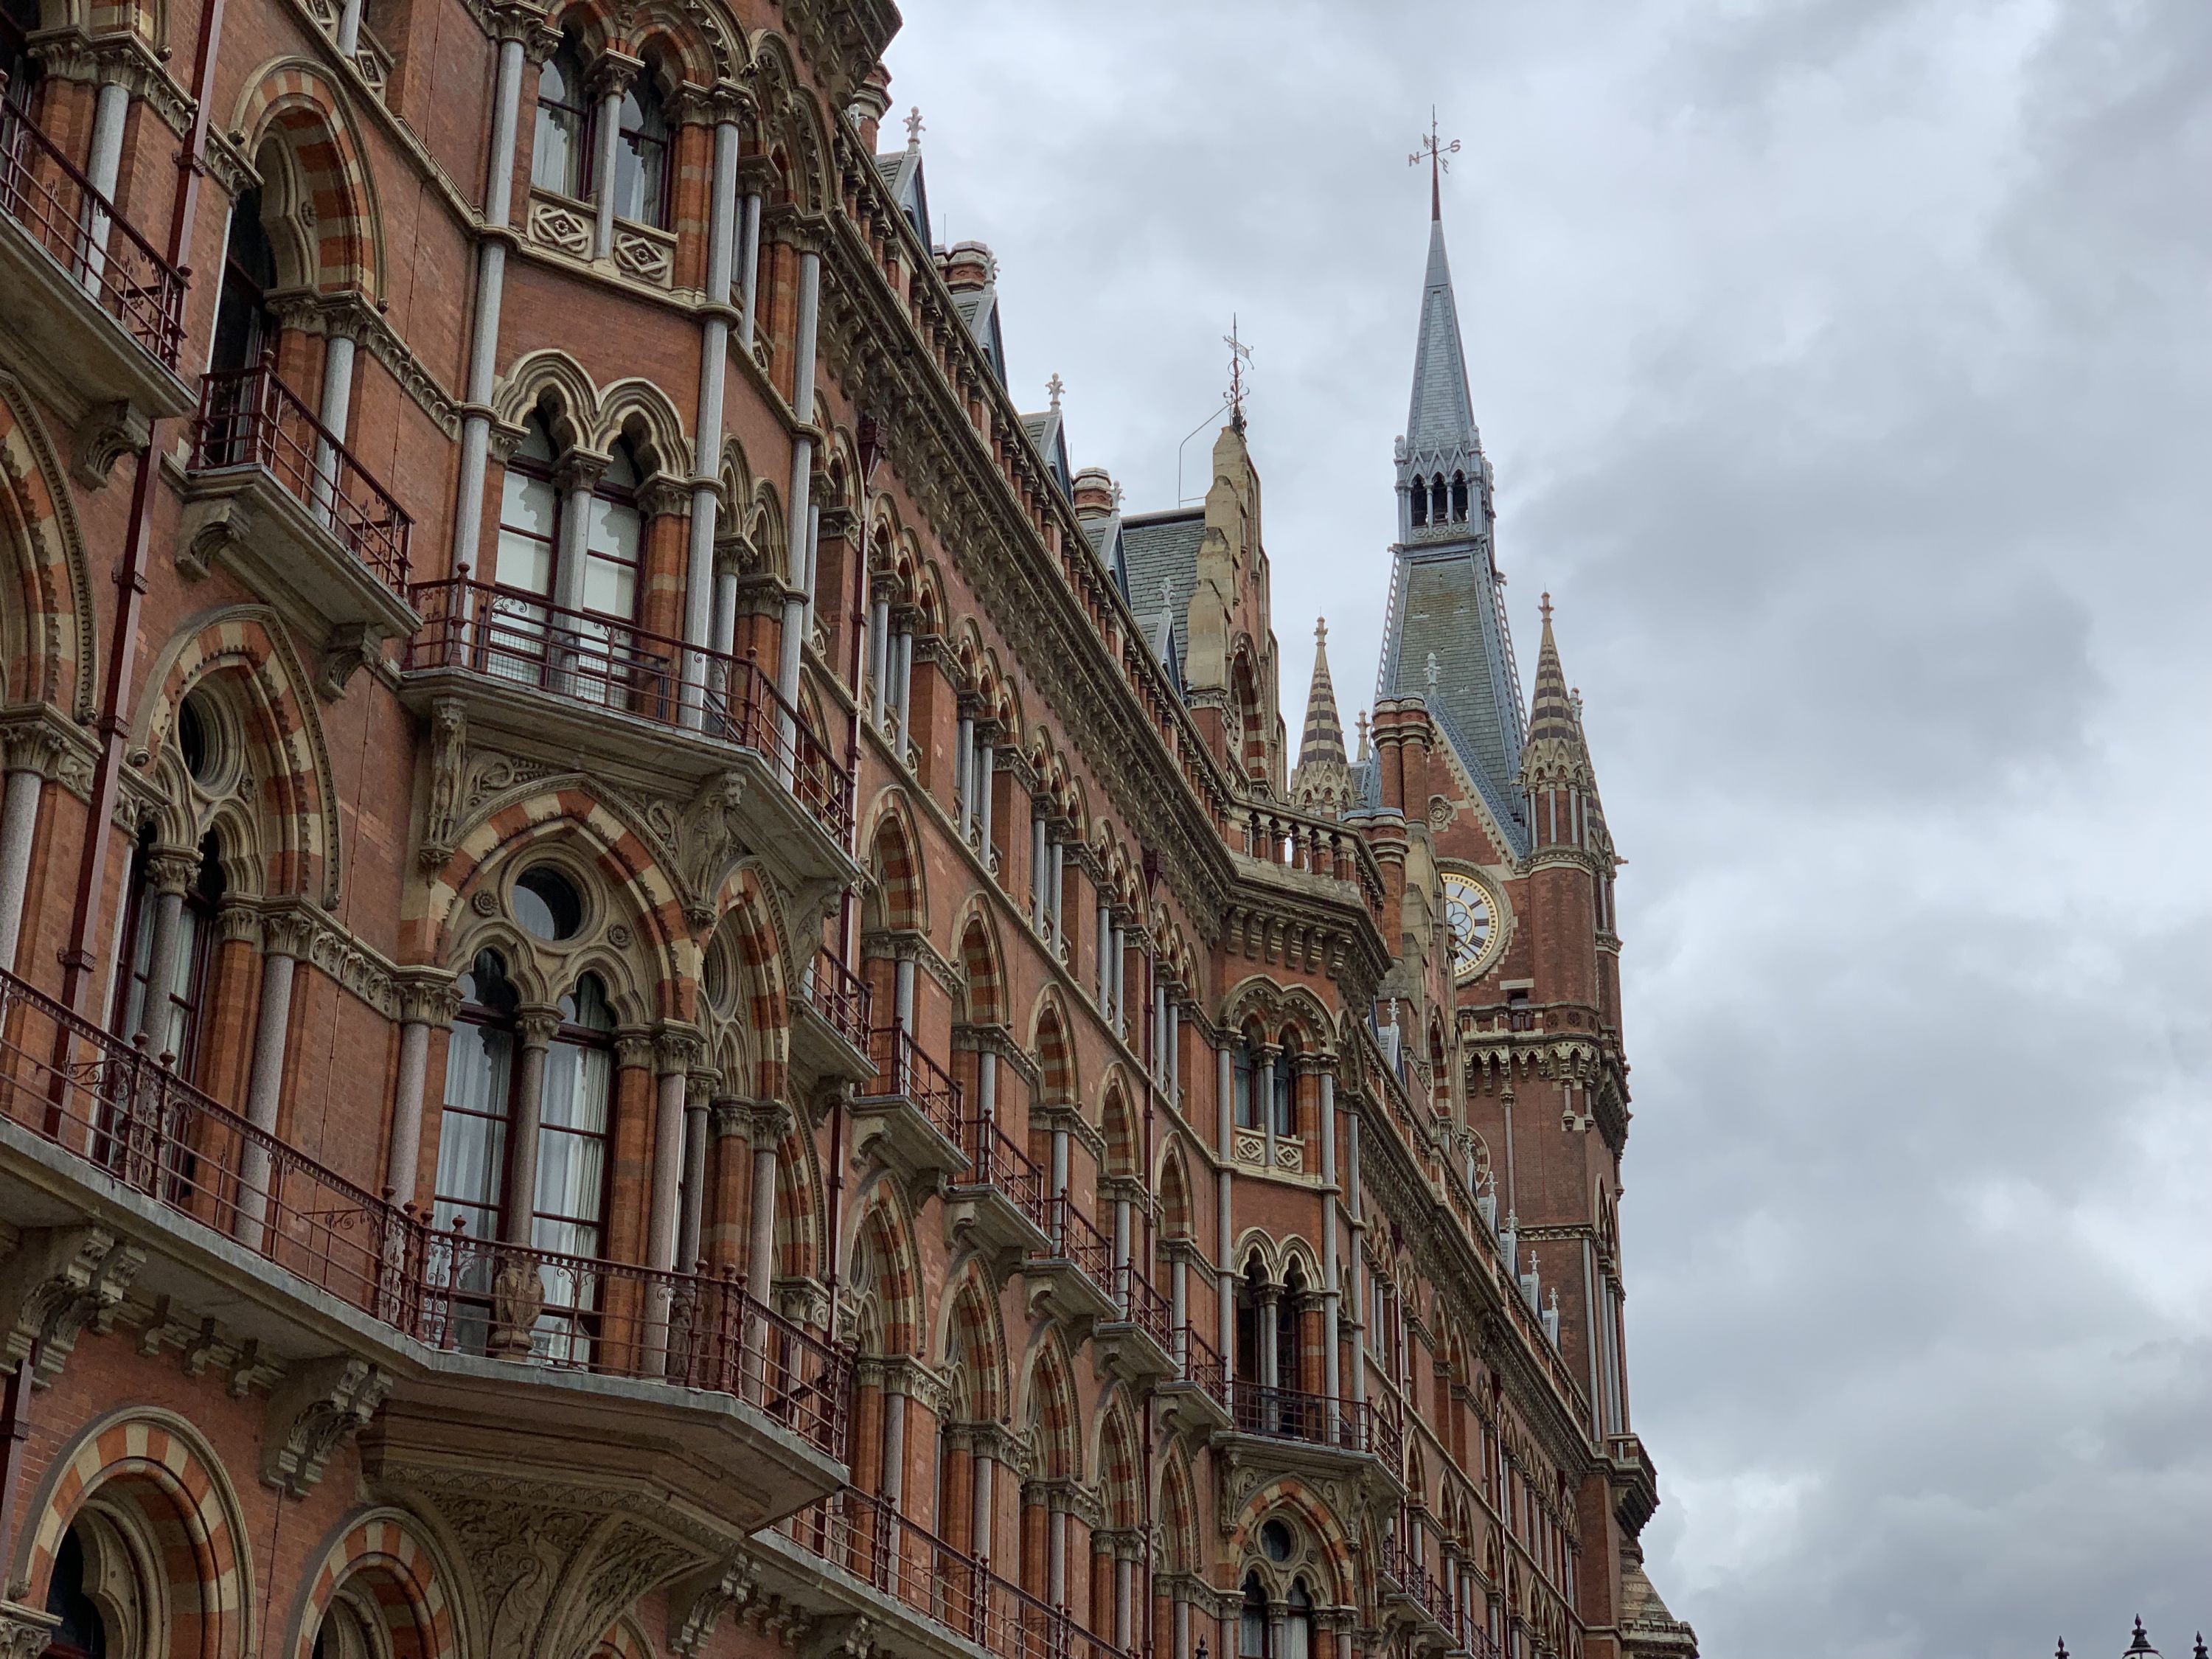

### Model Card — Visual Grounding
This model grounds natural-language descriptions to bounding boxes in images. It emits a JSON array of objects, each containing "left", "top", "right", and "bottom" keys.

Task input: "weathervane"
[
  {"left": 1224, "top": 314, "right": 1252, "bottom": 432},
  {"left": 1409, "top": 106, "right": 1460, "bottom": 221}
]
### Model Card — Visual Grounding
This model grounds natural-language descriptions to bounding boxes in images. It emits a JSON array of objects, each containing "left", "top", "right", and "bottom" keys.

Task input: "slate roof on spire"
[
  {"left": 1519, "top": 597, "right": 1598, "bottom": 795},
  {"left": 1405, "top": 218, "right": 1481, "bottom": 465},
  {"left": 1299, "top": 620, "right": 1346, "bottom": 768}
]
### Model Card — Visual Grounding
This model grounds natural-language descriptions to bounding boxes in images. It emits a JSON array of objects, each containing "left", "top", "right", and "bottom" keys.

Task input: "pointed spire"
[
  {"left": 1293, "top": 619, "right": 1354, "bottom": 816},
  {"left": 1403, "top": 216, "right": 1481, "bottom": 467},
  {"left": 1300, "top": 619, "right": 1346, "bottom": 768},
  {"left": 1520, "top": 594, "right": 1597, "bottom": 796}
]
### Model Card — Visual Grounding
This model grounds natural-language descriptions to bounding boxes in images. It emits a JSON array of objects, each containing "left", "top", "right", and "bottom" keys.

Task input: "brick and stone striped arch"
[
  {"left": 1020, "top": 1331, "right": 1082, "bottom": 1483},
  {"left": 700, "top": 863, "right": 791, "bottom": 1100},
  {"left": 1155, "top": 1448, "right": 1198, "bottom": 1575},
  {"left": 936, "top": 1262, "right": 1007, "bottom": 1422},
  {"left": 1157, "top": 1146, "right": 1193, "bottom": 1241},
  {"left": 1225, "top": 1481, "right": 1355, "bottom": 1608},
  {"left": 0, "top": 372, "right": 94, "bottom": 720},
  {"left": 863, "top": 791, "right": 926, "bottom": 933},
  {"left": 956, "top": 906, "right": 1004, "bottom": 1028},
  {"left": 1098, "top": 1073, "right": 1138, "bottom": 1181},
  {"left": 772, "top": 1116, "right": 822, "bottom": 1284},
  {"left": 409, "top": 782, "right": 693, "bottom": 1018},
  {"left": 286, "top": 1508, "right": 462, "bottom": 1659},
  {"left": 589, "top": 1612, "right": 655, "bottom": 1659},
  {"left": 129, "top": 605, "right": 341, "bottom": 905},
  {"left": 1029, "top": 992, "right": 1076, "bottom": 1110},
  {"left": 15, "top": 1407, "right": 254, "bottom": 1659},
  {"left": 845, "top": 1175, "right": 923, "bottom": 1357},
  {"left": 1093, "top": 1391, "right": 1141, "bottom": 1530},
  {"left": 230, "top": 60, "right": 383, "bottom": 296}
]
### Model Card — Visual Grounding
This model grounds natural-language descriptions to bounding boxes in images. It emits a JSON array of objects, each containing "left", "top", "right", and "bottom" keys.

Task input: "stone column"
[
  {"left": 737, "top": 187, "right": 763, "bottom": 351},
  {"left": 677, "top": 1071, "right": 712, "bottom": 1270},
  {"left": 684, "top": 101, "right": 745, "bottom": 720},
  {"left": 234, "top": 911, "right": 312, "bottom": 1242},
  {"left": 1319, "top": 1066, "right": 1340, "bottom": 1404},
  {"left": 971, "top": 1433, "right": 996, "bottom": 1562},
  {"left": 880, "top": 1369, "right": 908, "bottom": 1506},
  {"left": 869, "top": 589, "right": 892, "bottom": 726},
  {"left": 504, "top": 1007, "right": 563, "bottom": 1245},
  {"left": 1030, "top": 811, "right": 1049, "bottom": 928},
  {"left": 743, "top": 1100, "right": 793, "bottom": 1304},
  {"left": 975, "top": 739, "right": 995, "bottom": 862},
  {"left": 775, "top": 237, "right": 823, "bottom": 757},
  {"left": 452, "top": 24, "right": 536, "bottom": 574},
  {"left": 588, "top": 55, "right": 640, "bottom": 260},
  {"left": 1095, "top": 902, "right": 1111, "bottom": 1005},
  {"left": 384, "top": 971, "right": 460, "bottom": 1205},
  {"left": 1216, "top": 1043, "right": 1234, "bottom": 1360},
  {"left": 125, "top": 845, "right": 195, "bottom": 1051},
  {"left": 80, "top": 76, "right": 130, "bottom": 287},
  {"left": 954, "top": 713, "right": 975, "bottom": 836},
  {"left": 310, "top": 309, "right": 363, "bottom": 526},
  {"left": 1046, "top": 1499, "right": 1068, "bottom": 1606},
  {"left": 1346, "top": 1107, "right": 1366, "bottom": 1407},
  {"left": 1047, "top": 838, "right": 1065, "bottom": 946},
  {"left": 894, "top": 954, "right": 917, "bottom": 1032},
  {"left": 1258, "top": 1046, "right": 1279, "bottom": 1171},
  {"left": 647, "top": 1032, "right": 698, "bottom": 1272},
  {"left": 0, "top": 738, "right": 48, "bottom": 973}
]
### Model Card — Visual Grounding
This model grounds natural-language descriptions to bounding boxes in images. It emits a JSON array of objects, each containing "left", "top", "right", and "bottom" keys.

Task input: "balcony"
[
  {"left": 179, "top": 364, "right": 418, "bottom": 681},
  {"left": 1093, "top": 1263, "right": 1176, "bottom": 1382},
  {"left": 1158, "top": 1323, "right": 1232, "bottom": 1433},
  {"left": 403, "top": 577, "right": 858, "bottom": 893},
  {"left": 790, "top": 950, "right": 874, "bottom": 1088},
  {"left": 1377, "top": 1534, "right": 1464, "bottom": 1653},
  {"left": 944, "top": 1117, "right": 1051, "bottom": 1265},
  {"left": 0, "top": 91, "right": 192, "bottom": 427},
  {"left": 1023, "top": 1197, "right": 1116, "bottom": 1327},
  {"left": 768, "top": 1488, "right": 1135, "bottom": 1659},
  {"left": 850, "top": 1026, "right": 965, "bottom": 1181},
  {"left": 1221, "top": 1382, "right": 1404, "bottom": 1493},
  {"left": 0, "top": 964, "right": 849, "bottom": 1528}
]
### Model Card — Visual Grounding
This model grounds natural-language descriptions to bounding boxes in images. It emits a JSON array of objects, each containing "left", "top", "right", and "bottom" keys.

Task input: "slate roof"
[
  {"left": 1021, "top": 408, "right": 1072, "bottom": 498},
  {"left": 872, "top": 145, "right": 931, "bottom": 246},
  {"left": 1405, "top": 218, "right": 1481, "bottom": 465},
  {"left": 1119, "top": 508, "right": 1206, "bottom": 678}
]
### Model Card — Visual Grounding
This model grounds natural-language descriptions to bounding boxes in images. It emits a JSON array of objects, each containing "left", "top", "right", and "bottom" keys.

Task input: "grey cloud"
[{"left": 888, "top": 0, "right": 2211, "bottom": 1649}]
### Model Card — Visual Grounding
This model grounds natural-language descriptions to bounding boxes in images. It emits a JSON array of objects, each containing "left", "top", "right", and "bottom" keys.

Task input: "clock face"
[{"left": 1442, "top": 873, "right": 1498, "bottom": 985}]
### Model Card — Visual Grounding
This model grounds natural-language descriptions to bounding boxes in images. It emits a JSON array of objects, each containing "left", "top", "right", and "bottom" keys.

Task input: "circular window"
[
  {"left": 178, "top": 691, "right": 220, "bottom": 785},
  {"left": 1260, "top": 1520, "right": 1295, "bottom": 1562},
  {"left": 513, "top": 866, "right": 585, "bottom": 940}
]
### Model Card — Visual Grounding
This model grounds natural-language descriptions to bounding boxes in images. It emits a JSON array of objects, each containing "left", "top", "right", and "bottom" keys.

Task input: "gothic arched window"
[
  {"left": 1408, "top": 476, "right": 1427, "bottom": 527},
  {"left": 1430, "top": 474, "right": 1447, "bottom": 524},
  {"left": 532, "top": 36, "right": 590, "bottom": 197},
  {"left": 1272, "top": 1034, "right": 1298, "bottom": 1138},
  {"left": 1286, "top": 1579, "right": 1315, "bottom": 1659},
  {"left": 1232, "top": 1034, "right": 1259, "bottom": 1130},
  {"left": 613, "top": 70, "right": 671, "bottom": 226},
  {"left": 209, "top": 183, "right": 278, "bottom": 378},
  {"left": 112, "top": 830, "right": 223, "bottom": 1078},
  {"left": 44, "top": 1526, "right": 107, "bottom": 1659},
  {"left": 1238, "top": 1573, "right": 1267, "bottom": 1659},
  {"left": 435, "top": 947, "right": 521, "bottom": 1242},
  {"left": 1450, "top": 470, "right": 1470, "bottom": 522}
]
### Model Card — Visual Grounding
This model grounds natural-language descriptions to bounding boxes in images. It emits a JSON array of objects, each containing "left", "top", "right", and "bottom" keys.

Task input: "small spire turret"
[{"left": 1293, "top": 618, "right": 1354, "bottom": 818}]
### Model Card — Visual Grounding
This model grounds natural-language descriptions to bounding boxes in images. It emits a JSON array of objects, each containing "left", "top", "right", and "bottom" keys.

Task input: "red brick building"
[{"left": 0, "top": 1, "right": 1696, "bottom": 1656}]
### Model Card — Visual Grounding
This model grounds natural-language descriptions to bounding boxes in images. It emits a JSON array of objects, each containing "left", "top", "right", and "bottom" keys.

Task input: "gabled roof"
[
  {"left": 872, "top": 142, "right": 931, "bottom": 245},
  {"left": 1022, "top": 407, "right": 1072, "bottom": 498},
  {"left": 1119, "top": 508, "right": 1206, "bottom": 678},
  {"left": 952, "top": 287, "right": 1006, "bottom": 385},
  {"left": 1079, "top": 509, "right": 1131, "bottom": 600}
]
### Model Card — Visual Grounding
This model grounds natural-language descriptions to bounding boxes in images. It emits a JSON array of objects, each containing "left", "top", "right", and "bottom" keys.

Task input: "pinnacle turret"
[
  {"left": 1293, "top": 619, "right": 1355, "bottom": 817},
  {"left": 1518, "top": 595, "right": 1607, "bottom": 855}
]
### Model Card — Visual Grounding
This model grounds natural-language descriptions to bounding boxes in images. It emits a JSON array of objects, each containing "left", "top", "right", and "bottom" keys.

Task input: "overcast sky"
[{"left": 883, "top": 1, "right": 2211, "bottom": 1652}]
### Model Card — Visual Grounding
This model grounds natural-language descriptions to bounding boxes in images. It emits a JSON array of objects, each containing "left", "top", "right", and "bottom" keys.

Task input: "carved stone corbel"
[
  {"left": 174, "top": 495, "right": 252, "bottom": 582},
  {"left": 0, "top": 1601, "right": 59, "bottom": 1659},
  {"left": 417, "top": 696, "right": 467, "bottom": 872},
  {"left": 69, "top": 400, "right": 149, "bottom": 488},
  {"left": 665, "top": 1560, "right": 757, "bottom": 1659},
  {"left": 260, "top": 1355, "right": 391, "bottom": 1497},
  {"left": 316, "top": 622, "right": 383, "bottom": 701},
  {"left": 0, "top": 1226, "right": 146, "bottom": 1386}
]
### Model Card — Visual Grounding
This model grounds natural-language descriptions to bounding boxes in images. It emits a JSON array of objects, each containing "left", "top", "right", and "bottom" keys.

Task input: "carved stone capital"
[
  {"left": 142, "top": 844, "right": 200, "bottom": 897},
  {"left": 613, "top": 1030, "right": 657, "bottom": 1071},
  {"left": 0, "top": 1601, "right": 59, "bottom": 1659},
  {"left": 653, "top": 1024, "right": 703, "bottom": 1076},
  {"left": 517, "top": 1006, "right": 565, "bottom": 1048},
  {"left": 260, "top": 1354, "right": 390, "bottom": 1496},
  {"left": 262, "top": 908, "right": 317, "bottom": 961},
  {"left": 585, "top": 49, "right": 641, "bottom": 101},
  {"left": 0, "top": 1226, "right": 146, "bottom": 1386},
  {"left": 395, "top": 968, "right": 463, "bottom": 1026},
  {"left": 69, "top": 399, "right": 148, "bottom": 487},
  {"left": 0, "top": 719, "right": 63, "bottom": 782},
  {"left": 636, "top": 473, "right": 693, "bottom": 521},
  {"left": 742, "top": 1099, "right": 796, "bottom": 1150},
  {"left": 553, "top": 451, "right": 609, "bottom": 495}
]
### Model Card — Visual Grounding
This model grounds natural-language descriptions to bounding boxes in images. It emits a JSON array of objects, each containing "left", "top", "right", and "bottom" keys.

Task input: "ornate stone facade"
[{"left": 0, "top": 3, "right": 1689, "bottom": 1658}]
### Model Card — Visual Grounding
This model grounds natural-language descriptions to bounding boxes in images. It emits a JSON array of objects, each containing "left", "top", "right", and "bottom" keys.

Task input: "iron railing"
[
  {"left": 782, "top": 1487, "right": 1135, "bottom": 1659},
  {"left": 1172, "top": 1321, "right": 1228, "bottom": 1405},
  {"left": 0, "top": 74, "right": 185, "bottom": 367},
  {"left": 405, "top": 576, "right": 852, "bottom": 841},
  {"left": 1037, "top": 1195, "right": 1113, "bottom": 1288},
  {"left": 1107, "top": 1261, "right": 1174, "bottom": 1350},
  {"left": 858, "top": 1026, "right": 963, "bottom": 1144},
  {"left": 956, "top": 1115, "right": 1052, "bottom": 1236},
  {"left": 1228, "top": 1380, "right": 1402, "bottom": 1464},
  {"left": 802, "top": 950, "right": 872, "bottom": 1053},
  {"left": 0, "top": 964, "right": 849, "bottom": 1458},
  {"left": 189, "top": 363, "right": 412, "bottom": 589}
]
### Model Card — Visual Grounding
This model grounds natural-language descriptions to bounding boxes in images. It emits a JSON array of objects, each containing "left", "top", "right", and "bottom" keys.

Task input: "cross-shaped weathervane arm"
[{"left": 1408, "top": 107, "right": 1461, "bottom": 220}]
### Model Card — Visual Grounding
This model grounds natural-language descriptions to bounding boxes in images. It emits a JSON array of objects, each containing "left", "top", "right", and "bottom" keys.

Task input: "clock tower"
[{"left": 1290, "top": 182, "right": 1695, "bottom": 1655}]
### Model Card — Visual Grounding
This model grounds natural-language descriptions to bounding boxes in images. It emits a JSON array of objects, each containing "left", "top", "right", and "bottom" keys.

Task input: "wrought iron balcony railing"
[
  {"left": 1171, "top": 1321, "right": 1228, "bottom": 1403},
  {"left": 404, "top": 576, "right": 853, "bottom": 842},
  {"left": 1107, "top": 1261, "right": 1174, "bottom": 1350},
  {"left": 189, "top": 363, "right": 413, "bottom": 589},
  {"left": 0, "top": 964, "right": 849, "bottom": 1458},
  {"left": 782, "top": 1487, "right": 1135, "bottom": 1659},
  {"left": 801, "top": 949, "right": 872, "bottom": 1054},
  {"left": 858, "top": 1026, "right": 964, "bottom": 1144},
  {"left": 0, "top": 80, "right": 185, "bottom": 368},
  {"left": 1227, "top": 1380, "right": 1402, "bottom": 1465},
  {"left": 956, "top": 1114, "right": 1053, "bottom": 1234}
]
